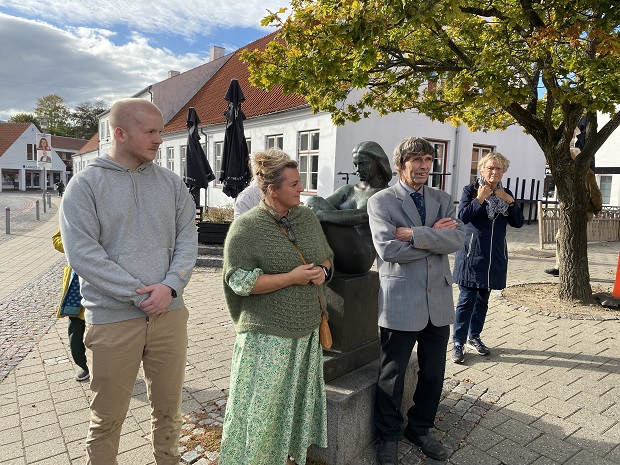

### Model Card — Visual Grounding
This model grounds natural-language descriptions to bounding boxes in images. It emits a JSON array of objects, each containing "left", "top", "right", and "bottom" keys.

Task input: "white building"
[
  {"left": 592, "top": 112, "right": 620, "bottom": 206},
  {"left": 0, "top": 123, "right": 87, "bottom": 192},
  {"left": 160, "top": 33, "right": 546, "bottom": 212},
  {"left": 74, "top": 33, "right": 549, "bottom": 212}
]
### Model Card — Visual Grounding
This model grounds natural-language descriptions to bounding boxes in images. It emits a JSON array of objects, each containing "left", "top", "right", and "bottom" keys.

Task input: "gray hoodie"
[{"left": 59, "top": 157, "right": 198, "bottom": 324}]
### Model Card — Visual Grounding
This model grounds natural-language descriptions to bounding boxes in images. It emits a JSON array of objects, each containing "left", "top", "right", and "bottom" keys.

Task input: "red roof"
[
  {"left": 0, "top": 122, "right": 31, "bottom": 157},
  {"left": 165, "top": 32, "right": 308, "bottom": 133},
  {"left": 51, "top": 135, "right": 89, "bottom": 151},
  {"left": 75, "top": 133, "right": 99, "bottom": 155}
]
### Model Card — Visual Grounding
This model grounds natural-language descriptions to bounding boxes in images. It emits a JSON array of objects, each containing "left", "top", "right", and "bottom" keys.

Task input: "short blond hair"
[
  {"left": 478, "top": 152, "right": 510, "bottom": 173},
  {"left": 109, "top": 98, "right": 162, "bottom": 130}
]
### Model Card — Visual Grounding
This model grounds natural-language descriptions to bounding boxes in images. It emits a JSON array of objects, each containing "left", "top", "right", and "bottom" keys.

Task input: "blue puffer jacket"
[{"left": 453, "top": 183, "right": 524, "bottom": 290}]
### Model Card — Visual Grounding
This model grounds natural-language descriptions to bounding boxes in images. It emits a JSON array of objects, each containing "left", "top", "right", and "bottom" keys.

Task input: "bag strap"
[{"left": 260, "top": 207, "right": 326, "bottom": 314}]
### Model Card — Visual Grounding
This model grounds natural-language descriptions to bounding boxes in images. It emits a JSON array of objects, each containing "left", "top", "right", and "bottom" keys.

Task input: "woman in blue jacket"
[{"left": 452, "top": 153, "right": 524, "bottom": 363}]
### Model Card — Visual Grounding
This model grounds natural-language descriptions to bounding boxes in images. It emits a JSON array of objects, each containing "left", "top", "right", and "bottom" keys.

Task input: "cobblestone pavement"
[
  {"left": 0, "top": 193, "right": 619, "bottom": 465},
  {"left": 0, "top": 262, "right": 63, "bottom": 381}
]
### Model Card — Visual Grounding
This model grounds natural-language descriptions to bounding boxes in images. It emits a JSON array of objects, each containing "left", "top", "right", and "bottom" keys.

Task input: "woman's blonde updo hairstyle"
[{"left": 252, "top": 149, "right": 297, "bottom": 197}]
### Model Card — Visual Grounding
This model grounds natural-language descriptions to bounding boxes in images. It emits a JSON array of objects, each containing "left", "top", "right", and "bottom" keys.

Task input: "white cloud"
[
  {"left": 1, "top": 0, "right": 288, "bottom": 40},
  {"left": 0, "top": 14, "right": 200, "bottom": 120},
  {"left": 0, "top": 1, "right": 290, "bottom": 120}
]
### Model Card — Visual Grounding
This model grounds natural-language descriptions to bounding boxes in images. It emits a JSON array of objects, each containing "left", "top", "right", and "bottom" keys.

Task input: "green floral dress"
[{"left": 218, "top": 270, "right": 328, "bottom": 465}]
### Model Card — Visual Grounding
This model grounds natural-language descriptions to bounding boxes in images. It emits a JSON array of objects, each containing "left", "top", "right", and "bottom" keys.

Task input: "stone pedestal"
[
  {"left": 323, "top": 271, "right": 380, "bottom": 382},
  {"left": 309, "top": 357, "right": 419, "bottom": 465}
]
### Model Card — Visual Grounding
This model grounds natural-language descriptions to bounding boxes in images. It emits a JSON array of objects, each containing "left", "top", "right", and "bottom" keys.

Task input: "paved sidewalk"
[
  {"left": 1, "top": 196, "right": 619, "bottom": 464},
  {"left": 0, "top": 191, "right": 62, "bottom": 299}
]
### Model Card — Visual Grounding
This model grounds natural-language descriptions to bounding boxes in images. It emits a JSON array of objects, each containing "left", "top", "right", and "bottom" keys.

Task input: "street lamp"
[{"left": 40, "top": 118, "right": 49, "bottom": 207}]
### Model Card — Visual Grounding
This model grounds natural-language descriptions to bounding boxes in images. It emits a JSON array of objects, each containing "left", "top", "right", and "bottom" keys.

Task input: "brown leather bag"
[{"left": 319, "top": 309, "right": 332, "bottom": 349}]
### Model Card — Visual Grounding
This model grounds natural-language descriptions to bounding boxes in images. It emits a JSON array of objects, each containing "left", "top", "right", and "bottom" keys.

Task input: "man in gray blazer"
[{"left": 368, "top": 137, "right": 465, "bottom": 464}]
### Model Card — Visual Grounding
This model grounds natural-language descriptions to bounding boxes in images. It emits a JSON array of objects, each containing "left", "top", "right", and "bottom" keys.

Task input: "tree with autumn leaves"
[{"left": 243, "top": 0, "right": 620, "bottom": 303}]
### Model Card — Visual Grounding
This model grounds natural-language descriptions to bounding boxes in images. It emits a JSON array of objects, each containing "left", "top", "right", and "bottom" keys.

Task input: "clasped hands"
[
  {"left": 290, "top": 263, "right": 327, "bottom": 286},
  {"left": 477, "top": 185, "right": 514, "bottom": 204},
  {"left": 137, "top": 283, "right": 173, "bottom": 317}
]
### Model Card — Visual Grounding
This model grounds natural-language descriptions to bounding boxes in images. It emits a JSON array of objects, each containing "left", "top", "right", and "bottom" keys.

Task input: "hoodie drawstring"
[{"left": 127, "top": 170, "right": 139, "bottom": 207}]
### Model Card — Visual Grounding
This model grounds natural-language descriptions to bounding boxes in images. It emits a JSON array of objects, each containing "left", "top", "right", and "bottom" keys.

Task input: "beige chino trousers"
[{"left": 83, "top": 306, "right": 189, "bottom": 465}]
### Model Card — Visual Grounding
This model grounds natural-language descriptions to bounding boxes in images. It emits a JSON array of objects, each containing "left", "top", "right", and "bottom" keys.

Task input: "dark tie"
[{"left": 411, "top": 191, "right": 426, "bottom": 225}]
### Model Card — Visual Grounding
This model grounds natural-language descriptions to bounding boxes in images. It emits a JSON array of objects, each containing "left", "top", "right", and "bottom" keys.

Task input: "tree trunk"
[{"left": 552, "top": 152, "right": 595, "bottom": 303}]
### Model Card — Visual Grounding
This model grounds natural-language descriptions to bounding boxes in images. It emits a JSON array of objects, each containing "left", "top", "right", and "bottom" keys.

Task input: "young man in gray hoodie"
[{"left": 60, "top": 98, "right": 198, "bottom": 465}]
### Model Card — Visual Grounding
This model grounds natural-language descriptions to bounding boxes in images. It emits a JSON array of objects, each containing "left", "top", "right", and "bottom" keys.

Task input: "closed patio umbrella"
[
  {"left": 184, "top": 107, "right": 215, "bottom": 205},
  {"left": 219, "top": 79, "right": 250, "bottom": 198}
]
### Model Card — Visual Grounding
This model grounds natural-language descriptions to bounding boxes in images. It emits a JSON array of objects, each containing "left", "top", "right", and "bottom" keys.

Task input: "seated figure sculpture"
[{"left": 307, "top": 141, "right": 392, "bottom": 274}]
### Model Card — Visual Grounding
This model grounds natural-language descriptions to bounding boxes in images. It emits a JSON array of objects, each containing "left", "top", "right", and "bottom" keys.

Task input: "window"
[
  {"left": 266, "top": 134, "right": 284, "bottom": 150},
  {"left": 181, "top": 145, "right": 187, "bottom": 177},
  {"left": 427, "top": 73, "right": 444, "bottom": 93},
  {"left": 214, "top": 142, "right": 223, "bottom": 185},
  {"left": 156, "top": 149, "right": 162, "bottom": 166},
  {"left": 427, "top": 140, "right": 448, "bottom": 190},
  {"left": 99, "top": 121, "right": 110, "bottom": 141},
  {"left": 470, "top": 145, "right": 494, "bottom": 184},
  {"left": 298, "top": 130, "right": 319, "bottom": 191},
  {"left": 246, "top": 138, "right": 252, "bottom": 155},
  {"left": 27, "top": 143, "right": 35, "bottom": 161},
  {"left": 600, "top": 176, "right": 612, "bottom": 204},
  {"left": 166, "top": 147, "right": 175, "bottom": 172},
  {"left": 543, "top": 165, "right": 556, "bottom": 199}
]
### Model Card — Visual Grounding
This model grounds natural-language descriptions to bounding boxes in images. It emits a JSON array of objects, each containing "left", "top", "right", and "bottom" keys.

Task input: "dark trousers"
[
  {"left": 68, "top": 317, "right": 88, "bottom": 372},
  {"left": 453, "top": 286, "right": 491, "bottom": 344},
  {"left": 374, "top": 323, "right": 450, "bottom": 440}
]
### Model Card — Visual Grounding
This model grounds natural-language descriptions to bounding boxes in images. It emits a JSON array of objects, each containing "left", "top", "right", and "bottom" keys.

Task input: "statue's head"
[{"left": 351, "top": 141, "right": 392, "bottom": 186}]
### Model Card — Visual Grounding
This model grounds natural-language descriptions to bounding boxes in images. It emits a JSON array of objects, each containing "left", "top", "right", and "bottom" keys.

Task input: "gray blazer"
[{"left": 368, "top": 183, "right": 465, "bottom": 331}]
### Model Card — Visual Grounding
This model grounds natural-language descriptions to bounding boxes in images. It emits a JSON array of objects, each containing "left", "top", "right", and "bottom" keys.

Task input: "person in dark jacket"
[{"left": 452, "top": 152, "right": 524, "bottom": 363}]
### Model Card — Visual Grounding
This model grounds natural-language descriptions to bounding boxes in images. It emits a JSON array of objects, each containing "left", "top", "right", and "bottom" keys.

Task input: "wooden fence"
[{"left": 537, "top": 201, "right": 620, "bottom": 248}]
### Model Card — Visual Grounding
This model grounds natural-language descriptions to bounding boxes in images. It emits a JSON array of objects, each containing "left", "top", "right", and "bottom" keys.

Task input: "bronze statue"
[{"left": 307, "top": 141, "right": 391, "bottom": 274}]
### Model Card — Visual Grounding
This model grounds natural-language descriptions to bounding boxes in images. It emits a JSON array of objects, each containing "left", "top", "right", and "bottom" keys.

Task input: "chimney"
[
  {"left": 210, "top": 46, "right": 225, "bottom": 62},
  {"left": 168, "top": 70, "right": 180, "bottom": 79}
]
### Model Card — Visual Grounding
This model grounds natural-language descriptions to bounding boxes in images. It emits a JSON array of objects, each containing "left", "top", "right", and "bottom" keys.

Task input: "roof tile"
[
  {"left": 165, "top": 32, "right": 308, "bottom": 133},
  {"left": 51, "top": 135, "right": 89, "bottom": 151},
  {"left": 76, "top": 133, "right": 99, "bottom": 155},
  {"left": 0, "top": 123, "right": 32, "bottom": 157}
]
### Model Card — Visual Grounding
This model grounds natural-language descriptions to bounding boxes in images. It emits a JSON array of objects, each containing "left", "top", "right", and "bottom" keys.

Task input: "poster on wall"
[{"left": 36, "top": 133, "right": 52, "bottom": 169}]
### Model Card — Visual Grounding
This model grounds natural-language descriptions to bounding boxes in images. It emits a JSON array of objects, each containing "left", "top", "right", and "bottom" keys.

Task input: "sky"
[{"left": 0, "top": 0, "right": 291, "bottom": 122}]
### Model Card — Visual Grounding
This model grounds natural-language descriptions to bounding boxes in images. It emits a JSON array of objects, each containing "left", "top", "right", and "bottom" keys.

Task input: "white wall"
[
  {"left": 454, "top": 124, "right": 546, "bottom": 199},
  {"left": 595, "top": 111, "right": 620, "bottom": 205},
  {"left": 336, "top": 110, "right": 545, "bottom": 200},
  {"left": 161, "top": 107, "right": 335, "bottom": 207},
  {"left": 90, "top": 100, "right": 547, "bottom": 210}
]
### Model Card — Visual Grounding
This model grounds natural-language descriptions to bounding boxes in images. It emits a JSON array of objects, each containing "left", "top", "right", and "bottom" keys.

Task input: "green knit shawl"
[{"left": 223, "top": 203, "right": 333, "bottom": 339}]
